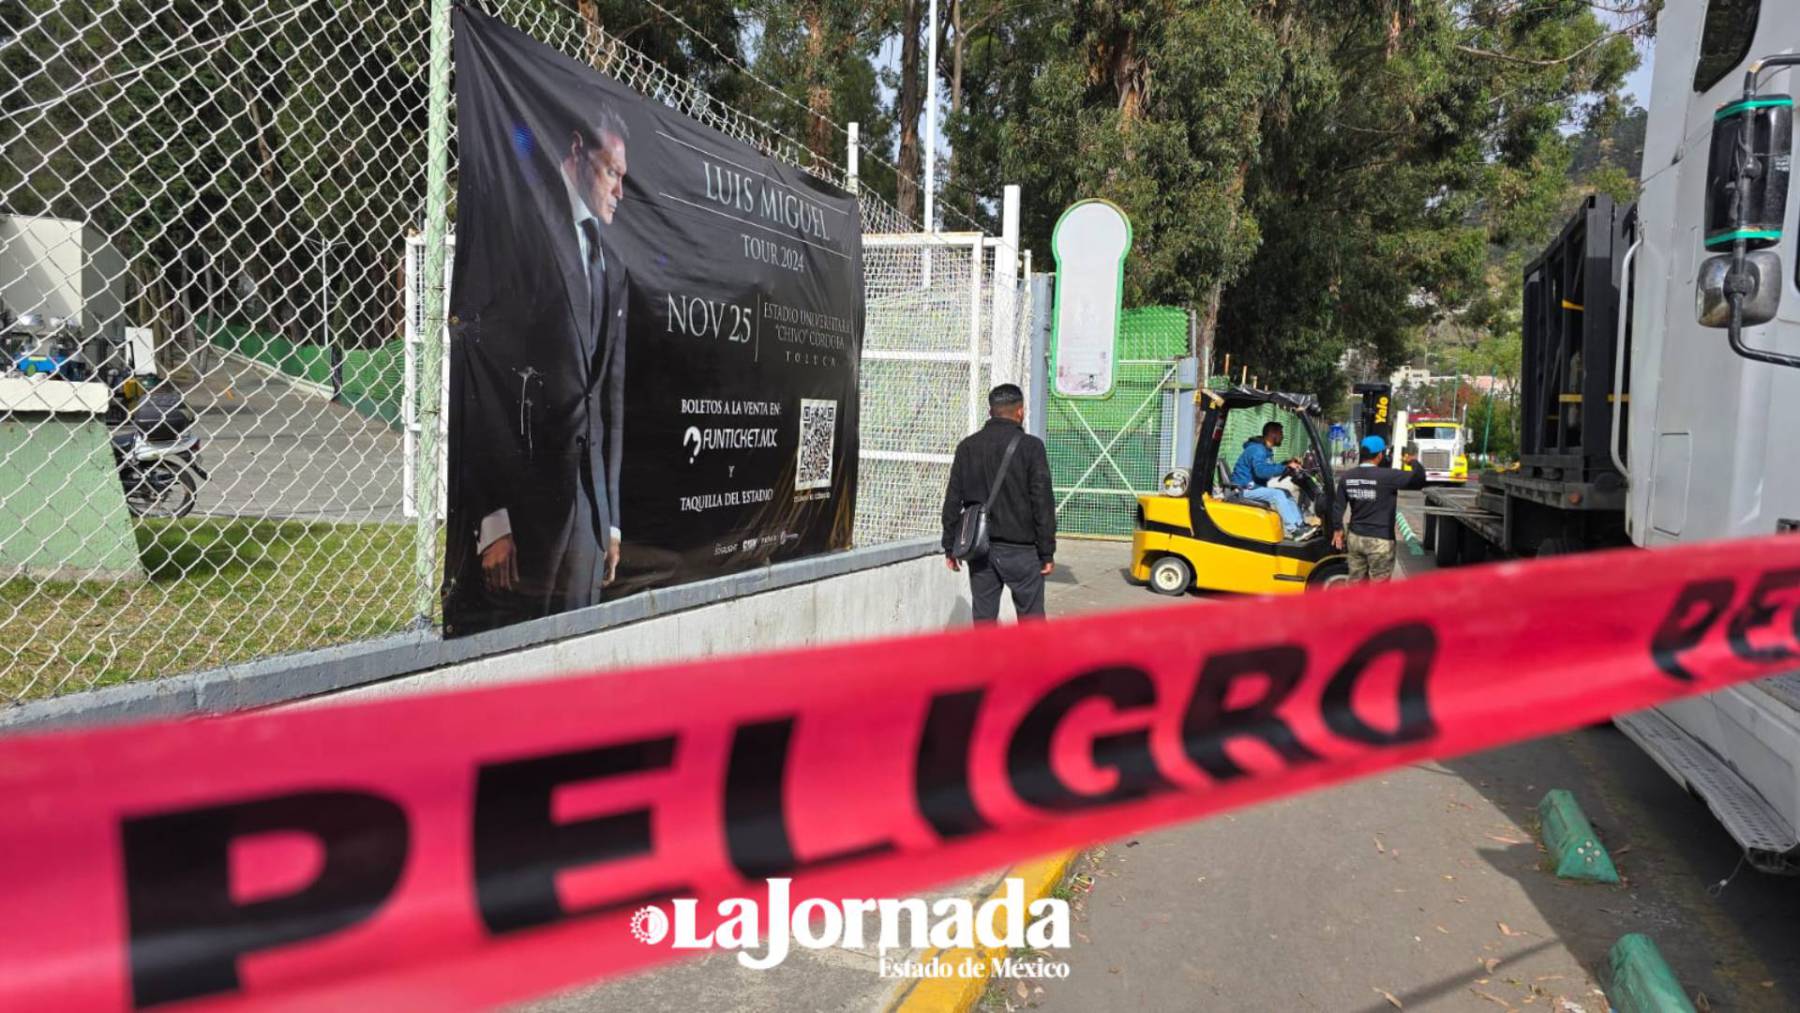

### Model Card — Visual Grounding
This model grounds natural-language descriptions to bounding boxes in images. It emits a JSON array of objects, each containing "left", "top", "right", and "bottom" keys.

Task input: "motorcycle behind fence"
[{"left": 102, "top": 368, "right": 207, "bottom": 519}]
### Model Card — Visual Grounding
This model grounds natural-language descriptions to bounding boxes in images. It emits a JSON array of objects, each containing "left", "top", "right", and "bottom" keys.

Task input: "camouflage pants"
[{"left": 1346, "top": 532, "right": 1397, "bottom": 582}]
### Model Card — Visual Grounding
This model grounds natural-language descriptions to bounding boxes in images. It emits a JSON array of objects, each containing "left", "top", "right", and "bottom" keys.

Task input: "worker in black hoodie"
[{"left": 1331, "top": 435, "right": 1424, "bottom": 582}]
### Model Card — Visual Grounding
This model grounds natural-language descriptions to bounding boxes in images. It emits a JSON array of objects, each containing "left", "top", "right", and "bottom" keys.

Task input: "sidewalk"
[
  {"left": 512, "top": 538, "right": 1169, "bottom": 1012},
  {"left": 1027, "top": 499, "right": 1800, "bottom": 1012}
]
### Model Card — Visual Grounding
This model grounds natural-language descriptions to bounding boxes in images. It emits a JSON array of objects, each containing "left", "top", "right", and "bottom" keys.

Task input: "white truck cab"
[
  {"left": 1616, "top": 0, "right": 1800, "bottom": 872},
  {"left": 1403, "top": 418, "right": 1468, "bottom": 483}
]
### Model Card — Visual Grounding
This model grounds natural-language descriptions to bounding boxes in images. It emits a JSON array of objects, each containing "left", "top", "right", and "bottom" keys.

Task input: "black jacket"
[
  {"left": 1335, "top": 461, "right": 1425, "bottom": 539},
  {"left": 941, "top": 418, "right": 1056, "bottom": 561}
]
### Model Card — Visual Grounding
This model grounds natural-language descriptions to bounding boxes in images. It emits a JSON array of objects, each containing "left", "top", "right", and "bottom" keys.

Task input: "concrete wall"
[
  {"left": 2, "top": 538, "right": 972, "bottom": 732},
  {"left": 329, "top": 550, "right": 971, "bottom": 703},
  {"left": 0, "top": 410, "right": 143, "bottom": 582}
]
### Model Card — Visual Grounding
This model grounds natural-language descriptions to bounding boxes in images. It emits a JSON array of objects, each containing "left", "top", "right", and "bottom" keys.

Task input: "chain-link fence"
[
  {"left": 0, "top": 0, "right": 1030, "bottom": 704},
  {"left": 855, "top": 235, "right": 1035, "bottom": 546}
]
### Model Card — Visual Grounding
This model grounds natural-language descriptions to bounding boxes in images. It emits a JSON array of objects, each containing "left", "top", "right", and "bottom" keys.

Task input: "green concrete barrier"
[
  {"left": 1607, "top": 934, "right": 1696, "bottom": 1013},
  {"left": 1536, "top": 788, "right": 1621, "bottom": 884}
]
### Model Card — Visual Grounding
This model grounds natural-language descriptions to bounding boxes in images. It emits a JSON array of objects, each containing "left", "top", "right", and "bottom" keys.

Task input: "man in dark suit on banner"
[{"left": 445, "top": 106, "right": 631, "bottom": 635}]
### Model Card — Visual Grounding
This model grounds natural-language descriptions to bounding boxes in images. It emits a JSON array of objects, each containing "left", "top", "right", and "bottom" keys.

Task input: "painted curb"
[
  {"left": 887, "top": 851, "right": 1077, "bottom": 1013},
  {"left": 1536, "top": 788, "right": 1621, "bottom": 884},
  {"left": 1395, "top": 513, "right": 1425, "bottom": 557},
  {"left": 1607, "top": 933, "right": 1697, "bottom": 1013}
]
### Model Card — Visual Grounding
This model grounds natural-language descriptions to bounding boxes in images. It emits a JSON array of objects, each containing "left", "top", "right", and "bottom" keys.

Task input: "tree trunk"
[
  {"left": 895, "top": 0, "right": 924, "bottom": 221},
  {"left": 950, "top": 0, "right": 963, "bottom": 115},
  {"left": 577, "top": 0, "right": 606, "bottom": 68},
  {"left": 802, "top": 5, "right": 834, "bottom": 160},
  {"left": 943, "top": 0, "right": 962, "bottom": 208}
]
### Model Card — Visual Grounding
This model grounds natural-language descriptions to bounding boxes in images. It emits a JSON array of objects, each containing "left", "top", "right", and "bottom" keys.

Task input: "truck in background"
[
  {"left": 1423, "top": 1, "right": 1800, "bottom": 872},
  {"left": 1405, "top": 417, "right": 1467, "bottom": 483}
]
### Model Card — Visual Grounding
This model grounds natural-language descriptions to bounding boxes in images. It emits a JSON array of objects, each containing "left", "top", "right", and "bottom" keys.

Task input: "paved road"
[
  {"left": 1031, "top": 496, "right": 1800, "bottom": 1013},
  {"left": 513, "top": 540, "right": 1180, "bottom": 1013},
  {"left": 178, "top": 350, "right": 406, "bottom": 524}
]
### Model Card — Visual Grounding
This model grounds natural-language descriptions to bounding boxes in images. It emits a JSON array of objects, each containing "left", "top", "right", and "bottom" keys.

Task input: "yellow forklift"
[{"left": 1130, "top": 386, "right": 1349, "bottom": 596}]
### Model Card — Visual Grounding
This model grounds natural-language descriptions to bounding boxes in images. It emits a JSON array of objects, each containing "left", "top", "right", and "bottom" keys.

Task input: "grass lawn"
[{"left": 1, "top": 517, "right": 419, "bottom": 703}]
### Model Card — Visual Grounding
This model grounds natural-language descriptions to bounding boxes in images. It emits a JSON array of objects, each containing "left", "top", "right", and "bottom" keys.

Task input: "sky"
[{"left": 1624, "top": 35, "right": 1656, "bottom": 109}]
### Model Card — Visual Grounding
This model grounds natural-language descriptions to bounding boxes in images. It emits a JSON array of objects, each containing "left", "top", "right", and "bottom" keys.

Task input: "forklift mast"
[{"left": 1351, "top": 382, "right": 1393, "bottom": 449}]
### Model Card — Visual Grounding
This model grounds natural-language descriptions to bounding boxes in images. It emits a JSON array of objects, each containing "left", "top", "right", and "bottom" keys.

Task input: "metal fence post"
[{"left": 415, "top": 0, "right": 453, "bottom": 629}]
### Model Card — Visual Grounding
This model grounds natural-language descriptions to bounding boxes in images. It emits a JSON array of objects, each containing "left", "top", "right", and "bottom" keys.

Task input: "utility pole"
[{"left": 924, "top": 0, "right": 939, "bottom": 234}]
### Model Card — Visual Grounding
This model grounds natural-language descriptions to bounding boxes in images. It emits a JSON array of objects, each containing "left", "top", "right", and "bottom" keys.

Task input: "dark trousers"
[{"left": 969, "top": 542, "right": 1046, "bottom": 622}]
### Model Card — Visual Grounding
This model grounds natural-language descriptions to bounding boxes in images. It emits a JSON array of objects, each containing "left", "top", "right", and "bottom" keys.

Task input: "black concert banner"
[{"left": 444, "top": 8, "right": 862, "bottom": 635}]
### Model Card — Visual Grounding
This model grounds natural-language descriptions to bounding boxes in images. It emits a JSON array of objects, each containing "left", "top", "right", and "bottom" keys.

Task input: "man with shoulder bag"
[{"left": 941, "top": 384, "right": 1057, "bottom": 621}]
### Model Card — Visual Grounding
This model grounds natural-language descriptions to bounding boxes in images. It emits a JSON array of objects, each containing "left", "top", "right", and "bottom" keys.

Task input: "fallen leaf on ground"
[
  {"left": 1535, "top": 975, "right": 1565, "bottom": 982},
  {"left": 1373, "top": 987, "right": 1403, "bottom": 1008},
  {"left": 1015, "top": 982, "right": 1029, "bottom": 1000},
  {"left": 1469, "top": 988, "right": 1511, "bottom": 1009},
  {"left": 1483, "top": 958, "right": 1501, "bottom": 973},
  {"left": 1436, "top": 925, "right": 1450, "bottom": 934},
  {"left": 1374, "top": 835, "right": 1386, "bottom": 854},
  {"left": 1486, "top": 835, "right": 1528, "bottom": 845},
  {"left": 1498, "top": 922, "right": 1525, "bottom": 937}
]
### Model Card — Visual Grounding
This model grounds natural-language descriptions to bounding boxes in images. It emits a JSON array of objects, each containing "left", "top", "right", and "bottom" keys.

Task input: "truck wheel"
[
  {"left": 1434, "top": 520, "right": 1462, "bottom": 567},
  {"left": 1148, "top": 555, "right": 1193, "bottom": 596},
  {"left": 1535, "top": 536, "right": 1577, "bottom": 558},
  {"left": 1422, "top": 513, "right": 1437, "bottom": 552},
  {"left": 1460, "top": 530, "right": 1489, "bottom": 564}
]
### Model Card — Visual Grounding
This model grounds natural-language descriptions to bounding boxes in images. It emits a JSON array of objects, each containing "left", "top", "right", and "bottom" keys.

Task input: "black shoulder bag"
[{"left": 950, "top": 433, "right": 1024, "bottom": 561}]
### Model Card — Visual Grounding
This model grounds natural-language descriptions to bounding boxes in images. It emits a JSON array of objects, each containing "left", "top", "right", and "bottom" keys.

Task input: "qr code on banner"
[{"left": 796, "top": 398, "right": 837, "bottom": 492}]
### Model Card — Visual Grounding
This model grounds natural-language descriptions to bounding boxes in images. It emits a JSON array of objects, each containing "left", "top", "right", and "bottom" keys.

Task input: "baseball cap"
[{"left": 1360, "top": 435, "right": 1386, "bottom": 455}]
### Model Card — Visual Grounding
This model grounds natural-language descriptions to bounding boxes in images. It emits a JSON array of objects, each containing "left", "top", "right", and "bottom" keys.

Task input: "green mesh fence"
[
  {"left": 1209, "top": 375, "right": 1306, "bottom": 466},
  {"left": 1045, "top": 306, "right": 1190, "bottom": 537}
]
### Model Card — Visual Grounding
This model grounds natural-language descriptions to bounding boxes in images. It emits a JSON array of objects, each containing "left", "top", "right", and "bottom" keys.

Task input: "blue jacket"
[{"left": 1230, "top": 438, "right": 1286, "bottom": 488}]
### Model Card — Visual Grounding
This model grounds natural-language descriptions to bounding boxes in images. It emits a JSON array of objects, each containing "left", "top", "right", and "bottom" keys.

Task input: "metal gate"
[
  {"left": 1045, "top": 306, "right": 1193, "bottom": 537},
  {"left": 854, "top": 232, "right": 1034, "bottom": 545}
]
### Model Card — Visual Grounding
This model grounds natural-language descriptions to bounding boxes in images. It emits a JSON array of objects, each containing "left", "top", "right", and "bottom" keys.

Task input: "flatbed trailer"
[{"left": 1418, "top": 196, "right": 1633, "bottom": 565}]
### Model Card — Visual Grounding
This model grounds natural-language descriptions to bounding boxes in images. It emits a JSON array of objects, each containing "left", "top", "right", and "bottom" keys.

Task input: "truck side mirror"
[
  {"left": 1696, "top": 250, "right": 1783, "bottom": 327},
  {"left": 1705, "top": 95, "right": 1792, "bottom": 252}
]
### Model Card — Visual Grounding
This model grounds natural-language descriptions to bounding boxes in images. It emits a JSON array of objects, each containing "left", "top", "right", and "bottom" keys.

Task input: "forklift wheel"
[
  {"left": 1147, "top": 555, "right": 1193, "bottom": 596},
  {"left": 1306, "top": 559, "right": 1351, "bottom": 591}
]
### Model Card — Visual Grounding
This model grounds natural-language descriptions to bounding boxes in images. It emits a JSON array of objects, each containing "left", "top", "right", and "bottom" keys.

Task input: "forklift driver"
[{"left": 1230, "top": 421, "right": 1315, "bottom": 541}]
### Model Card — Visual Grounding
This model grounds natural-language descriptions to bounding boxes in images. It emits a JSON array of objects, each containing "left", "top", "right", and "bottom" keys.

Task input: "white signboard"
[
  {"left": 124, "top": 326, "right": 156, "bottom": 375},
  {"left": 1050, "top": 199, "right": 1132, "bottom": 398}
]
